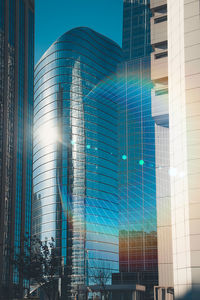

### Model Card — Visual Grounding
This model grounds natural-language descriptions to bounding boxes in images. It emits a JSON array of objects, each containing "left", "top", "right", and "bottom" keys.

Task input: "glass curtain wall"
[
  {"left": 33, "top": 27, "right": 122, "bottom": 298},
  {"left": 119, "top": 1, "right": 158, "bottom": 299},
  {"left": 0, "top": 1, "right": 34, "bottom": 297},
  {"left": 122, "top": 0, "right": 151, "bottom": 60},
  {"left": 117, "top": 57, "right": 158, "bottom": 300}
]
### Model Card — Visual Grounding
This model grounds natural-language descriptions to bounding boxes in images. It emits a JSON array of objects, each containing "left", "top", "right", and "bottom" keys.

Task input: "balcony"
[
  {"left": 151, "top": 19, "right": 167, "bottom": 45},
  {"left": 150, "top": 0, "right": 167, "bottom": 10},
  {"left": 151, "top": 88, "right": 169, "bottom": 127},
  {"left": 151, "top": 51, "right": 168, "bottom": 82}
]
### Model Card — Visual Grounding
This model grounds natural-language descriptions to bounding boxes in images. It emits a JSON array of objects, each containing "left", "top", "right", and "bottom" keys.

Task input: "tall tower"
[
  {"left": 0, "top": 0, "right": 34, "bottom": 298},
  {"left": 116, "top": 1, "right": 158, "bottom": 299},
  {"left": 150, "top": 1, "right": 174, "bottom": 299},
  {"left": 33, "top": 27, "right": 122, "bottom": 299},
  {"left": 151, "top": 0, "right": 200, "bottom": 299},
  {"left": 168, "top": 0, "right": 200, "bottom": 297},
  {"left": 122, "top": 0, "right": 151, "bottom": 59}
]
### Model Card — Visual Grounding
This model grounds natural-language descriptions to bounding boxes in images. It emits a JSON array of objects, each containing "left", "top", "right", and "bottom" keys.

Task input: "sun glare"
[{"left": 39, "top": 124, "right": 59, "bottom": 145}]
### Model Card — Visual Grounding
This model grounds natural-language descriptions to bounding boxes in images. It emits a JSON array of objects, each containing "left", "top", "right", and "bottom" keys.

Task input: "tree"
[
  {"left": 91, "top": 267, "right": 111, "bottom": 300},
  {"left": 11, "top": 235, "right": 62, "bottom": 300}
]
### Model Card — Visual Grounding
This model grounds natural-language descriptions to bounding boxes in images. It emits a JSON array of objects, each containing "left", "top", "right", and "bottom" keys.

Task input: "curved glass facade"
[{"left": 33, "top": 27, "right": 122, "bottom": 296}]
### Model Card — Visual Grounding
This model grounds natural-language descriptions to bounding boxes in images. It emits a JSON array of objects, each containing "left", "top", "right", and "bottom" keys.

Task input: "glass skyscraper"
[
  {"left": 116, "top": 1, "right": 158, "bottom": 299},
  {"left": 122, "top": 0, "right": 151, "bottom": 60},
  {"left": 0, "top": 0, "right": 34, "bottom": 298},
  {"left": 118, "top": 58, "right": 157, "bottom": 274},
  {"left": 116, "top": 57, "right": 158, "bottom": 300},
  {"left": 33, "top": 27, "right": 122, "bottom": 298}
]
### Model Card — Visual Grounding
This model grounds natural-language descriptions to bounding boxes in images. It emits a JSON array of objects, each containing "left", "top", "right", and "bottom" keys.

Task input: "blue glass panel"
[{"left": 118, "top": 57, "right": 157, "bottom": 277}]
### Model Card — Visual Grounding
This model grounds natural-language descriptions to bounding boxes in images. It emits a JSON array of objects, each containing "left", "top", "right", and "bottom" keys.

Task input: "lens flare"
[
  {"left": 122, "top": 155, "right": 127, "bottom": 160},
  {"left": 168, "top": 168, "right": 177, "bottom": 177},
  {"left": 139, "top": 160, "right": 144, "bottom": 166}
]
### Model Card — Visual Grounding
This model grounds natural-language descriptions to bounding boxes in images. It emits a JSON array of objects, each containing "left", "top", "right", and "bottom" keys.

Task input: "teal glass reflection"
[{"left": 33, "top": 27, "right": 123, "bottom": 297}]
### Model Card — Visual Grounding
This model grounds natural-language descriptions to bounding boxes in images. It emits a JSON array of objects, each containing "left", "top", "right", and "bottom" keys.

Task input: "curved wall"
[{"left": 33, "top": 27, "right": 122, "bottom": 294}]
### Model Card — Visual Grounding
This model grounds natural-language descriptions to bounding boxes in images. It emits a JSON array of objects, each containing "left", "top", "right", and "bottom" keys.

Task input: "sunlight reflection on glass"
[{"left": 39, "top": 124, "right": 59, "bottom": 145}]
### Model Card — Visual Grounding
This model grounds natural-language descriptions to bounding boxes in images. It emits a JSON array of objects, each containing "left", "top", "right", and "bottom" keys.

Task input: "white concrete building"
[
  {"left": 151, "top": 0, "right": 200, "bottom": 298},
  {"left": 168, "top": 0, "right": 200, "bottom": 297},
  {"left": 151, "top": 1, "right": 174, "bottom": 299}
]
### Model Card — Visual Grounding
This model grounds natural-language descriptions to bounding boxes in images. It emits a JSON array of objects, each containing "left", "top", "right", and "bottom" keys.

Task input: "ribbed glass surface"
[
  {"left": 33, "top": 27, "right": 122, "bottom": 296},
  {"left": 118, "top": 57, "right": 158, "bottom": 277},
  {"left": 122, "top": 0, "right": 151, "bottom": 60}
]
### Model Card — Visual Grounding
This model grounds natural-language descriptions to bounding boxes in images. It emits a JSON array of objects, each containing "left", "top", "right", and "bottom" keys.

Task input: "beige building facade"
[
  {"left": 151, "top": 1, "right": 174, "bottom": 299},
  {"left": 168, "top": 0, "right": 200, "bottom": 297},
  {"left": 151, "top": 0, "right": 200, "bottom": 298}
]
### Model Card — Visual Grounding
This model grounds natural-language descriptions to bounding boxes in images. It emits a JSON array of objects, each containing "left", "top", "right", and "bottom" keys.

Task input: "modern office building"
[
  {"left": 122, "top": 0, "right": 151, "bottom": 60},
  {"left": 150, "top": 1, "right": 174, "bottom": 300},
  {"left": 168, "top": 0, "right": 200, "bottom": 297},
  {"left": 117, "top": 56, "right": 158, "bottom": 300},
  {"left": 33, "top": 27, "right": 122, "bottom": 299},
  {"left": 0, "top": 0, "right": 34, "bottom": 298},
  {"left": 115, "top": 1, "right": 158, "bottom": 299},
  {"left": 151, "top": 0, "right": 200, "bottom": 299}
]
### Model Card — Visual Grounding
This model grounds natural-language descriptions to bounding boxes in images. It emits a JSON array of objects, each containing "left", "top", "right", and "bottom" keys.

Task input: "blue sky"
[{"left": 35, "top": 0, "right": 123, "bottom": 64}]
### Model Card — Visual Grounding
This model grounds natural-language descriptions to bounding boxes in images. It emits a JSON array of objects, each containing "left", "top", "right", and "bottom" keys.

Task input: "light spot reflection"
[{"left": 38, "top": 123, "right": 59, "bottom": 146}]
